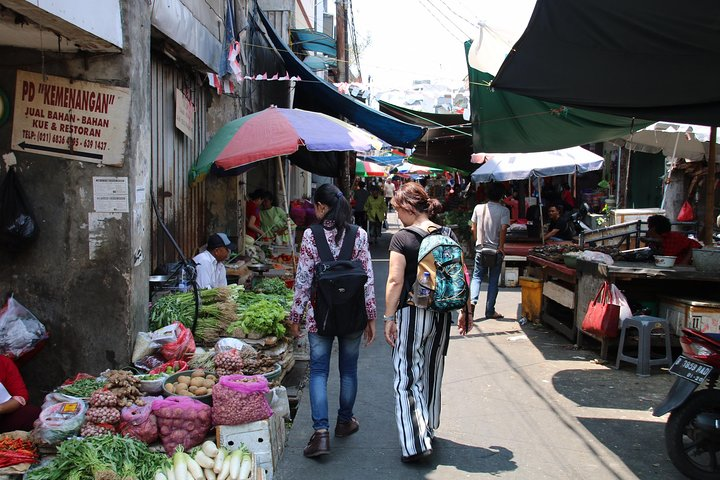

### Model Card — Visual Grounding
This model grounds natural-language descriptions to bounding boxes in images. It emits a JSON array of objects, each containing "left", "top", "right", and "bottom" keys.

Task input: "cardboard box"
[
  {"left": 216, "top": 413, "right": 285, "bottom": 480},
  {"left": 659, "top": 296, "right": 720, "bottom": 336},
  {"left": 503, "top": 267, "right": 519, "bottom": 287}
]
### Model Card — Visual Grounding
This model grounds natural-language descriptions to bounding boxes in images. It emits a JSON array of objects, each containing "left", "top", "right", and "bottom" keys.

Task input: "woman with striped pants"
[{"left": 383, "top": 182, "right": 473, "bottom": 463}]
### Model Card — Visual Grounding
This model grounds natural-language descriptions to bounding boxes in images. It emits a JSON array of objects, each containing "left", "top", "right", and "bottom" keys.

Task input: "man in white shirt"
[
  {"left": 192, "top": 233, "right": 235, "bottom": 289},
  {"left": 383, "top": 178, "right": 396, "bottom": 210},
  {"left": 470, "top": 183, "right": 510, "bottom": 320}
]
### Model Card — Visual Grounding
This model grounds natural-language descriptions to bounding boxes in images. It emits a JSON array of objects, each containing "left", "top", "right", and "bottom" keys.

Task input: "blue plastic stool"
[{"left": 615, "top": 315, "right": 673, "bottom": 377}]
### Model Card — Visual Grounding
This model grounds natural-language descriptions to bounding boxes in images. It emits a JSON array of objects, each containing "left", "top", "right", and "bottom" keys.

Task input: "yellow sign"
[{"left": 11, "top": 70, "right": 131, "bottom": 166}]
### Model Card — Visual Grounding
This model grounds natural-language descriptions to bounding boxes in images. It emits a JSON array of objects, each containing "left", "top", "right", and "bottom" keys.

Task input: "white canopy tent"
[
  {"left": 470, "top": 147, "right": 605, "bottom": 244},
  {"left": 470, "top": 147, "right": 604, "bottom": 183}
]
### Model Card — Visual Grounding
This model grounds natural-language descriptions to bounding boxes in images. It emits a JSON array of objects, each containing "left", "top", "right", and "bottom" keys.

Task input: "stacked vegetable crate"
[{"left": 216, "top": 414, "right": 285, "bottom": 480}]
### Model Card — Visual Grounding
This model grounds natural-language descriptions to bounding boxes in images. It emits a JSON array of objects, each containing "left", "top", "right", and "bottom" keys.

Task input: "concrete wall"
[{"left": 0, "top": 0, "right": 151, "bottom": 399}]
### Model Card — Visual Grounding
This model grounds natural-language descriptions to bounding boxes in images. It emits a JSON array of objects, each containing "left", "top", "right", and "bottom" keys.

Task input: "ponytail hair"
[
  {"left": 313, "top": 183, "right": 352, "bottom": 244},
  {"left": 392, "top": 182, "right": 444, "bottom": 221}
]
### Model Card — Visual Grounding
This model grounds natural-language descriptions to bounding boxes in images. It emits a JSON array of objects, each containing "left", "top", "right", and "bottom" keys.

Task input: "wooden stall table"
[
  {"left": 575, "top": 259, "right": 720, "bottom": 359},
  {"left": 527, "top": 255, "right": 578, "bottom": 342}
]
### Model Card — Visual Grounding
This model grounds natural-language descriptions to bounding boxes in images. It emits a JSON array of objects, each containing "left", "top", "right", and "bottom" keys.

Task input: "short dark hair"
[
  {"left": 648, "top": 214, "right": 671, "bottom": 234},
  {"left": 486, "top": 182, "right": 504, "bottom": 202},
  {"left": 249, "top": 188, "right": 265, "bottom": 200}
]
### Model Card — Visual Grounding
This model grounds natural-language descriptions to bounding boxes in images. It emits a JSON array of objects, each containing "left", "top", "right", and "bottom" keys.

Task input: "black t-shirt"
[
  {"left": 389, "top": 226, "right": 459, "bottom": 306},
  {"left": 548, "top": 217, "right": 574, "bottom": 240}
]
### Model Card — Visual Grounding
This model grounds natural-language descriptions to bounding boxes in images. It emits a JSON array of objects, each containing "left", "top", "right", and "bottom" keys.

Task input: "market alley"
[{"left": 275, "top": 213, "right": 682, "bottom": 480}]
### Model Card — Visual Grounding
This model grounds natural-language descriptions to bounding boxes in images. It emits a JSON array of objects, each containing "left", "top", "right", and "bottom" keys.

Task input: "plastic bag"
[
  {"left": 118, "top": 396, "right": 161, "bottom": 443},
  {"left": 160, "top": 322, "right": 196, "bottom": 361},
  {"left": 0, "top": 167, "right": 38, "bottom": 251},
  {"left": 148, "top": 359, "right": 188, "bottom": 375},
  {"left": 578, "top": 250, "right": 614, "bottom": 265},
  {"left": 215, "top": 337, "right": 256, "bottom": 356},
  {"left": 609, "top": 284, "right": 633, "bottom": 325},
  {"left": 132, "top": 324, "right": 184, "bottom": 363},
  {"left": 0, "top": 296, "right": 48, "bottom": 359},
  {"left": 211, "top": 375, "right": 273, "bottom": 426},
  {"left": 677, "top": 200, "right": 695, "bottom": 222},
  {"left": 152, "top": 396, "right": 212, "bottom": 454},
  {"left": 268, "top": 386, "right": 290, "bottom": 419},
  {"left": 32, "top": 401, "right": 88, "bottom": 445}
]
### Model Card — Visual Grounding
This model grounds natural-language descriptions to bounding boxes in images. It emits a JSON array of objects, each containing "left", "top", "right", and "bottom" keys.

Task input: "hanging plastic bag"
[
  {"left": 268, "top": 385, "right": 290, "bottom": 419},
  {"left": 609, "top": 284, "right": 633, "bottom": 324},
  {"left": 677, "top": 200, "right": 695, "bottom": 222},
  {"left": 0, "top": 167, "right": 38, "bottom": 251},
  {"left": 0, "top": 296, "right": 48, "bottom": 359}
]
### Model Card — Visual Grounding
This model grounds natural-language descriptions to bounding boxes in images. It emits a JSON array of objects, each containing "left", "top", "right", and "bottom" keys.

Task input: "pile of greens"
[
  {"left": 253, "top": 277, "right": 292, "bottom": 296},
  {"left": 227, "top": 298, "right": 288, "bottom": 338},
  {"left": 25, "top": 434, "right": 170, "bottom": 480}
]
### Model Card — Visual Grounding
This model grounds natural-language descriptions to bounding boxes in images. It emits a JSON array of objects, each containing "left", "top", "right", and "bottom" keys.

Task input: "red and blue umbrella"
[{"left": 189, "top": 106, "right": 387, "bottom": 183}]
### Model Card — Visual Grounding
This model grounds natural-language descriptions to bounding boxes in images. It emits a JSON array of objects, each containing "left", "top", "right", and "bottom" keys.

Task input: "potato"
[
  {"left": 191, "top": 369, "right": 205, "bottom": 378},
  {"left": 165, "top": 383, "right": 175, "bottom": 393},
  {"left": 188, "top": 385, "right": 198, "bottom": 393},
  {"left": 206, "top": 375, "right": 217, "bottom": 382},
  {"left": 175, "top": 382, "right": 188, "bottom": 391},
  {"left": 194, "top": 387, "right": 208, "bottom": 396},
  {"left": 190, "top": 377, "right": 205, "bottom": 387},
  {"left": 180, "top": 390, "right": 193, "bottom": 396},
  {"left": 177, "top": 375, "right": 192, "bottom": 385},
  {"left": 203, "top": 379, "right": 215, "bottom": 388}
]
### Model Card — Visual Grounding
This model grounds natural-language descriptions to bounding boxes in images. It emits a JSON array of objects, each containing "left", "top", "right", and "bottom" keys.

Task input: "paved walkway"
[{"left": 275, "top": 212, "right": 682, "bottom": 480}]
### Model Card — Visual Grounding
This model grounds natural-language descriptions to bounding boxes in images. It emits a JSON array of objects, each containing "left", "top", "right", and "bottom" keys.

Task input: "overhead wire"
[
  {"left": 422, "top": 0, "right": 474, "bottom": 40},
  {"left": 348, "top": 0, "right": 363, "bottom": 80},
  {"left": 434, "top": 0, "right": 479, "bottom": 32},
  {"left": 416, "top": 0, "right": 468, "bottom": 45}
]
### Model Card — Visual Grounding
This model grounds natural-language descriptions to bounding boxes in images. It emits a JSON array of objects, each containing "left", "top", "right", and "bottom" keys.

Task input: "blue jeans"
[
  {"left": 308, "top": 331, "right": 363, "bottom": 431},
  {"left": 470, "top": 251, "right": 503, "bottom": 317}
]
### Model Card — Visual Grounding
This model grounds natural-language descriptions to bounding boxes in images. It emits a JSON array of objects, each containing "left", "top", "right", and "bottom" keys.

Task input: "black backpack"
[{"left": 310, "top": 224, "right": 368, "bottom": 337}]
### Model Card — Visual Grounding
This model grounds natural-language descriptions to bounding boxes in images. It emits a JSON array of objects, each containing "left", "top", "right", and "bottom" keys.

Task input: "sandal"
[{"left": 485, "top": 312, "right": 504, "bottom": 319}]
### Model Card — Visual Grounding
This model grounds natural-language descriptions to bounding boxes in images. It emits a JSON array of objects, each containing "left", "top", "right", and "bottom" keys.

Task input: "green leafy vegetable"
[
  {"left": 227, "top": 299, "right": 287, "bottom": 338},
  {"left": 58, "top": 378, "right": 105, "bottom": 398},
  {"left": 25, "top": 434, "right": 170, "bottom": 480}
]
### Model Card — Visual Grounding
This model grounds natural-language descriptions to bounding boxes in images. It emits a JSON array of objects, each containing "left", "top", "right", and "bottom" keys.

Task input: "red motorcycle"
[{"left": 654, "top": 328, "right": 720, "bottom": 479}]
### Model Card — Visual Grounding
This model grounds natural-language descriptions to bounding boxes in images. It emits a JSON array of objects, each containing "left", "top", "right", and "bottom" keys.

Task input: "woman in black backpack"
[
  {"left": 288, "top": 183, "right": 377, "bottom": 458},
  {"left": 383, "top": 182, "right": 473, "bottom": 463}
]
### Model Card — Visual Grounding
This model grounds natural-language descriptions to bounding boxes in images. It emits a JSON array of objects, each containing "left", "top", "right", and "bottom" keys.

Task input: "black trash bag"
[{"left": 0, "top": 167, "right": 38, "bottom": 251}]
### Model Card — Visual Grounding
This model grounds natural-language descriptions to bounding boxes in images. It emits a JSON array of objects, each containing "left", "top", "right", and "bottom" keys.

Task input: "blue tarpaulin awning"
[
  {"left": 291, "top": 29, "right": 337, "bottom": 56},
  {"left": 258, "top": 9, "right": 425, "bottom": 148}
]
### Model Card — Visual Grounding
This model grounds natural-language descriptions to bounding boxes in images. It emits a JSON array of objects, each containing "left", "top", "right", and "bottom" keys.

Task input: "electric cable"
[{"left": 417, "top": 0, "right": 467, "bottom": 44}]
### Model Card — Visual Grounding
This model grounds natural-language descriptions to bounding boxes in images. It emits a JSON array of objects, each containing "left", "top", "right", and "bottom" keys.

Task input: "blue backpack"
[{"left": 406, "top": 226, "right": 469, "bottom": 312}]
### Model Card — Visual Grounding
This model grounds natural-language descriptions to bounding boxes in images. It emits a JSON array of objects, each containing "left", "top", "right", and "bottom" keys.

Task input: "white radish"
[
  {"left": 202, "top": 440, "right": 219, "bottom": 458},
  {"left": 166, "top": 466, "right": 176, "bottom": 480},
  {"left": 217, "top": 454, "right": 232, "bottom": 480},
  {"left": 154, "top": 472, "right": 168, "bottom": 480},
  {"left": 213, "top": 448, "right": 227, "bottom": 474},
  {"left": 186, "top": 455, "right": 204, "bottom": 480},
  {"left": 237, "top": 452, "right": 253, "bottom": 479},
  {"left": 204, "top": 468, "right": 217, "bottom": 480},
  {"left": 194, "top": 450, "right": 215, "bottom": 469},
  {"left": 228, "top": 449, "right": 244, "bottom": 480},
  {"left": 173, "top": 452, "right": 189, "bottom": 480}
]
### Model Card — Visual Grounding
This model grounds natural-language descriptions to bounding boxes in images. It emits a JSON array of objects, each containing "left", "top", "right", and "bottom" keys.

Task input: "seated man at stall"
[
  {"left": 192, "top": 233, "right": 236, "bottom": 289},
  {"left": 0, "top": 355, "right": 41, "bottom": 432},
  {"left": 647, "top": 214, "right": 702, "bottom": 265},
  {"left": 544, "top": 205, "right": 575, "bottom": 242}
]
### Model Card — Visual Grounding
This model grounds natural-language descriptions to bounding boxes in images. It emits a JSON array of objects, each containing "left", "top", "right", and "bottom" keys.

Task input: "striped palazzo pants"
[{"left": 391, "top": 305, "right": 451, "bottom": 457}]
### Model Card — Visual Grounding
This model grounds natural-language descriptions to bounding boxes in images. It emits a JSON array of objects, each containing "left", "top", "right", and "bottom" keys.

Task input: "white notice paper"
[{"left": 93, "top": 176, "right": 128, "bottom": 212}]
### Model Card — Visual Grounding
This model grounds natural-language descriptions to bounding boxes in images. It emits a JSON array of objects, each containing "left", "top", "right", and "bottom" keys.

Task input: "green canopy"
[
  {"left": 466, "top": 40, "right": 652, "bottom": 153},
  {"left": 408, "top": 156, "right": 471, "bottom": 174}
]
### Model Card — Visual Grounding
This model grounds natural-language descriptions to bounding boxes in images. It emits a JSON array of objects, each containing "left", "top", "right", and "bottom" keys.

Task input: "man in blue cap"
[{"left": 192, "top": 233, "right": 236, "bottom": 289}]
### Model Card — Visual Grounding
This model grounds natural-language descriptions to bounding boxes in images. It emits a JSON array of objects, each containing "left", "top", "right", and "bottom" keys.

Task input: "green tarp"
[{"left": 467, "top": 41, "right": 652, "bottom": 153}]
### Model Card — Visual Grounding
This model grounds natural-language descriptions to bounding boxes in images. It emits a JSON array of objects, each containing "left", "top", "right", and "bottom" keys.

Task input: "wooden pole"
[
  {"left": 704, "top": 127, "right": 717, "bottom": 245},
  {"left": 277, "top": 156, "right": 297, "bottom": 274}
]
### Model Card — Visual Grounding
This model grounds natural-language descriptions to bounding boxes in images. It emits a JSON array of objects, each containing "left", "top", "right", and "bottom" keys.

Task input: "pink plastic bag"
[
  {"left": 160, "top": 322, "right": 196, "bottom": 361},
  {"left": 118, "top": 396, "right": 161, "bottom": 444},
  {"left": 212, "top": 375, "right": 273, "bottom": 426},
  {"left": 152, "top": 396, "right": 212, "bottom": 454}
]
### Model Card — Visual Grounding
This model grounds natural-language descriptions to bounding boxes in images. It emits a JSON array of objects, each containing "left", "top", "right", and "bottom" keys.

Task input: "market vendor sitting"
[
  {"left": 192, "top": 233, "right": 236, "bottom": 289},
  {"left": 0, "top": 355, "right": 41, "bottom": 432},
  {"left": 544, "top": 205, "right": 575, "bottom": 242},
  {"left": 260, "top": 190, "right": 294, "bottom": 245},
  {"left": 647, "top": 214, "right": 701, "bottom": 265}
]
